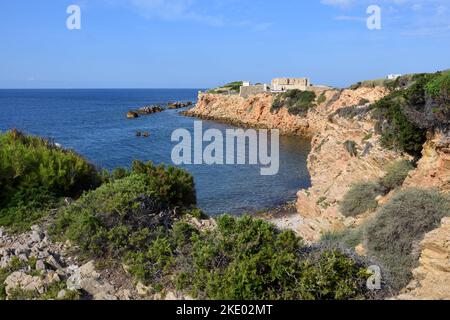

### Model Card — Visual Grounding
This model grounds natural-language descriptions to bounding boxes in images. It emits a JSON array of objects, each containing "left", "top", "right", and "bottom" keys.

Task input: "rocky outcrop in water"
[
  {"left": 168, "top": 101, "right": 193, "bottom": 109},
  {"left": 127, "top": 105, "right": 164, "bottom": 119}
]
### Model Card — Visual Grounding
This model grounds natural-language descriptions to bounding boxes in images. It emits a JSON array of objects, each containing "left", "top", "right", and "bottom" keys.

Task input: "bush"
[
  {"left": 339, "top": 182, "right": 383, "bottom": 217},
  {"left": 317, "top": 92, "right": 326, "bottom": 104},
  {"left": 332, "top": 106, "right": 370, "bottom": 120},
  {"left": 177, "top": 215, "right": 372, "bottom": 300},
  {"left": 343, "top": 140, "right": 358, "bottom": 157},
  {"left": 53, "top": 162, "right": 197, "bottom": 257},
  {"left": 366, "top": 188, "right": 450, "bottom": 290},
  {"left": 0, "top": 130, "right": 102, "bottom": 229},
  {"left": 371, "top": 96, "right": 427, "bottom": 158},
  {"left": 379, "top": 160, "right": 415, "bottom": 192},
  {"left": 131, "top": 160, "right": 196, "bottom": 208},
  {"left": 271, "top": 90, "right": 317, "bottom": 116},
  {"left": 371, "top": 72, "right": 448, "bottom": 158}
]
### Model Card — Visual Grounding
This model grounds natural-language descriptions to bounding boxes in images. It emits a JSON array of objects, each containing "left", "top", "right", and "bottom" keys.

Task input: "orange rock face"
[{"left": 397, "top": 217, "right": 450, "bottom": 300}]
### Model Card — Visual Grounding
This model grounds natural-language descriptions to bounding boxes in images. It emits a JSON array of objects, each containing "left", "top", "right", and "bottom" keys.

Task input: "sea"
[{"left": 0, "top": 89, "right": 311, "bottom": 215}]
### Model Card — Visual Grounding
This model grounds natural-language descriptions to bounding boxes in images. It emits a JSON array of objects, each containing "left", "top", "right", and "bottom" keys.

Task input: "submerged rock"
[{"left": 126, "top": 111, "right": 139, "bottom": 119}]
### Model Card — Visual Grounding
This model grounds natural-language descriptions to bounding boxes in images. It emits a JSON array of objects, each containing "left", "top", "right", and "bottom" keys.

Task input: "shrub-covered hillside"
[
  {"left": 0, "top": 130, "right": 389, "bottom": 300},
  {"left": 0, "top": 130, "right": 102, "bottom": 231},
  {"left": 370, "top": 71, "right": 450, "bottom": 158},
  {"left": 206, "top": 81, "right": 244, "bottom": 94},
  {"left": 271, "top": 90, "right": 317, "bottom": 116}
]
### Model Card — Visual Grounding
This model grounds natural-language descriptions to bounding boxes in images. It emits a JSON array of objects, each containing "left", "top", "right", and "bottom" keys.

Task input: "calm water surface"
[{"left": 0, "top": 89, "right": 311, "bottom": 215}]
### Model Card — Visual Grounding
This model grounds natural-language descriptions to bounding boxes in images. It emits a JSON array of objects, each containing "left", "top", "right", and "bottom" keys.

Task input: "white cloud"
[
  {"left": 321, "top": 0, "right": 450, "bottom": 36},
  {"left": 122, "top": 0, "right": 271, "bottom": 31}
]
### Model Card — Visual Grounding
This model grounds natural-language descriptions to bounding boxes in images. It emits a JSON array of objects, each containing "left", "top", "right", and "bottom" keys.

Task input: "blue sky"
[{"left": 0, "top": 0, "right": 449, "bottom": 88}]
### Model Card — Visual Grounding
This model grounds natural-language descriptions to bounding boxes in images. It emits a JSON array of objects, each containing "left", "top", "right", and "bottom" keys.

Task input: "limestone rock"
[
  {"left": 5, "top": 271, "right": 45, "bottom": 295},
  {"left": 397, "top": 218, "right": 450, "bottom": 300}
]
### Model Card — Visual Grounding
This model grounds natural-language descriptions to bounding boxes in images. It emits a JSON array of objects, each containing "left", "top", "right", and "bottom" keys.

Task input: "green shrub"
[
  {"left": 271, "top": 90, "right": 317, "bottom": 116},
  {"left": 0, "top": 130, "right": 101, "bottom": 204},
  {"left": 339, "top": 182, "right": 383, "bottom": 217},
  {"left": 177, "top": 215, "right": 373, "bottom": 300},
  {"left": 366, "top": 188, "right": 450, "bottom": 290},
  {"left": 343, "top": 140, "right": 358, "bottom": 157},
  {"left": 317, "top": 92, "right": 326, "bottom": 104},
  {"left": 425, "top": 71, "right": 450, "bottom": 97},
  {"left": 371, "top": 96, "right": 427, "bottom": 158},
  {"left": 332, "top": 106, "right": 370, "bottom": 120},
  {"left": 131, "top": 161, "right": 196, "bottom": 208},
  {"left": 370, "top": 72, "right": 449, "bottom": 158},
  {"left": 297, "top": 249, "right": 370, "bottom": 300},
  {"left": 359, "top": 98, "right": 370, "bottom": 105},
  {"left": 0, "top": 130, "right": 102, "bottom": 229},
  {"left": 53, "top": 162, "right": 196, "bottom": 257},
  {"left": 379, "top": 160, "right": 415, "bottom": 192}
]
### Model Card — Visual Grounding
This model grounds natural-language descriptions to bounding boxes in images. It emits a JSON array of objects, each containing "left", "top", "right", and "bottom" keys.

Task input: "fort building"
[
  {"left": 239, "top": 83, "right": 269, "bottom": 98},
  {"left": 271, "top": 78, "right": 311, "bottom": 92}
]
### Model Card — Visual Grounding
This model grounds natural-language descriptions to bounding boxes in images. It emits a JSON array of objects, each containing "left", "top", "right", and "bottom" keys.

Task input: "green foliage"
[
  {"left": 371, "top": 94, "right": 427, "bottom": 158},
  {"left": 332, "top": 106, "right": 370, "bottom": 120},
  {"left": 371, "top": 72, "right": 449, "bottom": 158},
  {"left": 271, "top": 90, "right": 317, "bottom": 116},
  {"left": 0, "top": 130, "right": 102, "bottom": 229},
  {"left": 53, "top": 161, "right": 196, "bottom": 257},
  {"left": 339, "top": 182, "right": 383, "bottom": 217},
  {"left": 321, "top": 228, "right": 364, "bottom": 250},
  {"left": 0, "top": 130, "right": 101, "bottom": 205},
  {"left": 207, "top": 81, "right": 243, "bottom": 94},
  {"left": 366, "top": 188, "right": 450, "bottom": 290},
  {"left": 343, "top": 140, "right": 358, "bottom": 157},
  {"left": 425, "top": 71, "right": 450, "bottom": 97},
  {"left": 379, "top": 160, "right": 415, "bottom": 192},
  {"left": 131, "top": 160, "right": 196, "bottom": 208},
  {"left": 296, "top": 250, "right": 370, "bottom": 300},
  {"left": 317, "top": 92, "right": 327, "bottom": 104},
  {"left": 178, "top": 215, "right": 372, "bottom": 300},
  {"left": 349, "top": 78, "right": 395, "bottom": 90},
  {"left": 359, "top": 98, "right": 370, "bottom": 105}
]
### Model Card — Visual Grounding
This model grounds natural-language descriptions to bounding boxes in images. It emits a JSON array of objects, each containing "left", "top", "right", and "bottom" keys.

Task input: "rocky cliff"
[
  {"left": 186, "top": 88, "right": 402, "bottom": 241},
  {"left": 186, "top": 88, "right": 450, "bottom": 299}
]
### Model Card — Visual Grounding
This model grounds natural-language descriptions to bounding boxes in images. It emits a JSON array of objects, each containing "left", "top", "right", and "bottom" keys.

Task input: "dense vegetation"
[
  {"left": 339, "top": 159, "right": 415, "bottom": 218},
  {"left": 175, "top": 215, "right": 375, "bottom": 300},
  {"left": 339, "top": 182, "right": 383, "bottom": 217},
  {"left": 52, "top": 165, "right": 377, "bottom": 299},
  {"left": 379, "top": 160, "right": 415, "bottom": 192},
  {"left": 207, "top": 81, "right": 244, "bottom": 94},
  {"left": 366, "top": 189, "right": 450, "bottom": 289},
  {"left": 370, "top": 71, "right": 449, "bottom": 158},
  {"left": 0, "top": 130, "right": 102, "bottom": 231},
  {"left": 271, "top": 90, "right": 317, "bottom": 116}
]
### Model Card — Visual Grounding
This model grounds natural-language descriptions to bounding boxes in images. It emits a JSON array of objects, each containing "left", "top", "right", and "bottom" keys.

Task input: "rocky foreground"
[
  {"left": 185, "top": 88, "right": 450, "bottom": 299},
  {"left": 0, "top": 223, "right": 200, "bottom": 300}
]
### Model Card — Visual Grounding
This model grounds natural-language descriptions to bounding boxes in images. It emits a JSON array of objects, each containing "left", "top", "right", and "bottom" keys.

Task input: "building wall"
[
  {"left": 239, "top": 84, "right": 268, "bottom": 98},
  {"left": 271, "top": 78, "right": 311, "bottom": 91}
]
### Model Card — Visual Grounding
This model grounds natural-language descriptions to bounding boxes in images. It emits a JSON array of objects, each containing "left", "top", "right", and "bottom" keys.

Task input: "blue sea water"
[{"left": 0, "top": 89, "right": 311, "bottom": 215}]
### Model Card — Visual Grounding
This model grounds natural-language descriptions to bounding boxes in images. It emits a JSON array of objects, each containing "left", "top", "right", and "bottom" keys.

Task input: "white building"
[{"left": 387, "top": 74, "right": 402, "bottom": 80}]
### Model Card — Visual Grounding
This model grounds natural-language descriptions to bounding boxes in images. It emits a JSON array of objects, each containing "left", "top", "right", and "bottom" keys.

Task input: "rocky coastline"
[{"left": 184, "top": 87, "right": 450, "bottom": 299}]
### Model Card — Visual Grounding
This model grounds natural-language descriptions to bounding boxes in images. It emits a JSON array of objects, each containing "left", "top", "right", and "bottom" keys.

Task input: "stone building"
[
  {"left": 271, "top": 78, "right": 311, "bottom": 92},
  {"left": 239, "top": 84, "right": 269, "bottom": 98}
]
